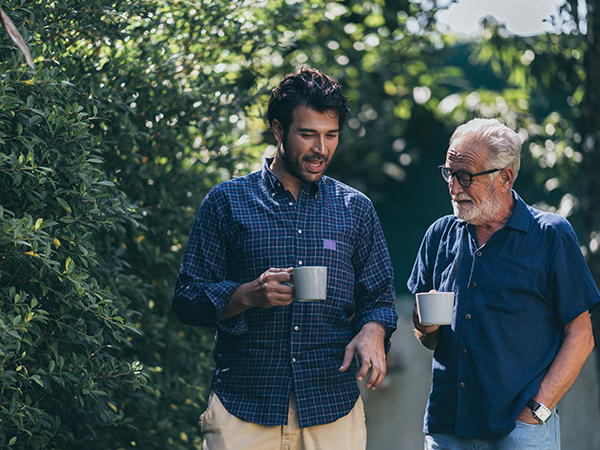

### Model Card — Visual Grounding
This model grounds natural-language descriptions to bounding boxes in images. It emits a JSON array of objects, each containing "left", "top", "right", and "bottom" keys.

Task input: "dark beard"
[{"left": 279, "top": 137, "right": 330, "bottom": 184}]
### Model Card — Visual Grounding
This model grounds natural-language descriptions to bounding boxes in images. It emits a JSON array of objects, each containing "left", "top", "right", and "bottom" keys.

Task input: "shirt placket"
[
  {"left": 455, "top": 231, "right": 479, "bottom": 429},
  {"left": 289, "top": 186, "right": 314, "bottom": 423}
]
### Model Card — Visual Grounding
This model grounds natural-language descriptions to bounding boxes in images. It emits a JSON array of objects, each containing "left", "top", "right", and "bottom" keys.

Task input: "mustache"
[
  {"left": 452, "top": 195, "right": 473, "bottom": 202},
  {"left": 303, "top": 156, "right": 327, "bottom": 162}
]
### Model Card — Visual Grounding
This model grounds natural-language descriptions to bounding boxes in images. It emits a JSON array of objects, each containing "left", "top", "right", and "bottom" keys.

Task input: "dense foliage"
[
  {"left": 0, "top": 19, "right": 146, "bottom": 450},
  {"left": 0, "top": 1, "right": 327, "bottom": 448},
  {"left": 1, "top": 0, "right": 599, "bottom": 449}
]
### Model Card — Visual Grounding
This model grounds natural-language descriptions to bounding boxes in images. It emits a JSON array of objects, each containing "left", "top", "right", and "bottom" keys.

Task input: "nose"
[
  {"left": 449, "top": 177, "right": 464, "bottom": 196},
  {"left": 312, "top": 135, "right": 326, "bottom": 155}
]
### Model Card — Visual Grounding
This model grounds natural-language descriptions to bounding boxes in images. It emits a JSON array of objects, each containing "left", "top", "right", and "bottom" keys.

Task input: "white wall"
[{"left": 361, "top": 308, "right": 600, "bottom": 450}]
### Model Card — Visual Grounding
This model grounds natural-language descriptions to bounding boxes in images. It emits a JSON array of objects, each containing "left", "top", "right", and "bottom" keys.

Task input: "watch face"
[{"left": 535, "top": 405, "right": 552, "bottom": 423}]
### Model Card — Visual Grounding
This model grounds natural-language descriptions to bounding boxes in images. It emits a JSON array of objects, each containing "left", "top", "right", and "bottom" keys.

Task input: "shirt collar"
[
  {"left": 261, "top": 157, "right": 322, "bottom": 197},
  {"left": 261, "top": 157, "right": 285, "bottom": 192},
  {"left": 455, "top": 189, "right": 532, "bottom": 234},
  {"left": 504, "top": 190, "right": 533, "bottom": 233}
]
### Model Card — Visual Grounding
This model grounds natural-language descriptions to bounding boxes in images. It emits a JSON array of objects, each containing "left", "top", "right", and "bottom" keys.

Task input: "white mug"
[
  {"left": 293, "top": 266, "right": 327, "bottom": 302},
  {"left": 416, "top": 291, "right": 455, "bottom": 326}
]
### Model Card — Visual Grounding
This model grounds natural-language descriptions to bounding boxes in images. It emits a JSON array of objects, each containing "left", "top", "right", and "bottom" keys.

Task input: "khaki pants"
[{"left": 199, "top": 391, "right": 367, "bottom": 450}]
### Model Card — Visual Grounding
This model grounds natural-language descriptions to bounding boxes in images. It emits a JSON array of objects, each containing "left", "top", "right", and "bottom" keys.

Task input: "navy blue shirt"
[
  {"left": 408, "top": 191, "right": 600, "bottom": 439},
  {"left": 173, "top": 158, "right": 397, "bottom": 428}
]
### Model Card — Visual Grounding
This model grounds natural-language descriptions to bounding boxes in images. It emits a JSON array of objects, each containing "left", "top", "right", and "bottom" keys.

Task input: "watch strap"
[{"left": 526, "top": 399, "right": 541, "bottom": 411}]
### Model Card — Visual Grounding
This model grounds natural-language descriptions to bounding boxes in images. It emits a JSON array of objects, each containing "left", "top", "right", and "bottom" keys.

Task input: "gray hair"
[{"left": 450, "top": 118, "right": 522, "bottom": 180}]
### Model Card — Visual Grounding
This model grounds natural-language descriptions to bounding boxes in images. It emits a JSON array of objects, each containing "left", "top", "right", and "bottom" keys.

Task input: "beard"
[
  {"left": 452, "top": 181, "right": 502, "bottom": 225},
  {"left": 278, "top": 136, "right": 331, "bottom": 184}
]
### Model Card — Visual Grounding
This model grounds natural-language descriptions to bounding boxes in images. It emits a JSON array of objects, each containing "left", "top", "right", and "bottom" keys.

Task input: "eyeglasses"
[{"left": 438, "top": 165, "right": 503, "bottom": 188}]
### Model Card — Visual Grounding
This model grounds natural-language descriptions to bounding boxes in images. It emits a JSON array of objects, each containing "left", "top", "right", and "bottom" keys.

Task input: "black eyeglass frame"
[{"left": 438, "top": 165, "right": 504, "bottom": 188}]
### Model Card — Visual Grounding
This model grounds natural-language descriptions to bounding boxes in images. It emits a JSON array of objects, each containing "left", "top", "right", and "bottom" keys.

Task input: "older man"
[{"left": 408, "top": 118, "right": 600, "bottom": 449}]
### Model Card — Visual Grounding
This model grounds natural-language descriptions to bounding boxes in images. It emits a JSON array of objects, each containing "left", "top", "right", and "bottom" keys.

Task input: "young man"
[
  {"left": 408, "top": 118, "right": 599, "bottom": 449},
  {"left": 173, "top": 68, "right": 397, "bottom": 450}
]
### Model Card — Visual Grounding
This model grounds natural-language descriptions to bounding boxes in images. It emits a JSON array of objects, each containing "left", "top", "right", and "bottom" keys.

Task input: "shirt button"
[
  {"left": 289, "top": 202, "right": 293, "bottom": 206},
  {"left": 271, "top": 192, "right": 275, "bottom": 196},
  {"left": 461, "top": 348, "right": 468, "bottom": 355},
  {"left": 294, "top": 326, "right": 299, "bottom": 331},
  {"left": 459, "top": 382, "right": 466, "bottom": 389},
  {"left": 465, "top": 314, "right": 472, "bottom": 320},
  {"left": 471, "top": 282, "right": 477, "bottom": 289},
  {"left": 292, "top": 358, "right": 296, "bottom": 362},
  {"left": 298, "top": 261, "right": 303, "bottom": 265},
  {"left": 476, "top": 251, "right": 482, "bottom": 257},
  {"left": 298, "top": 229, "right": 302, "bottom": 234}
]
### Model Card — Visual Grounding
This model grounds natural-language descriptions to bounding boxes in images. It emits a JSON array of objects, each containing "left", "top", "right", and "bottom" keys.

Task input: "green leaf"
[
  {"left": 65, "top": 257, "right": 74, "bottom": 274},
  {"left": 29, "top": 202, "right": 47, "bottom": 210},
  {"left": 95, "top": 180, "right": 115, "bottom": 187},
  {"left": 31, "top": 375, "right": 44, "bottom": 387},
  {"left": 57, "top": 198, "right": 70, "bottom": 212},
  {"left": 29, "top": 114, "right": 43, "bottom": 125}
]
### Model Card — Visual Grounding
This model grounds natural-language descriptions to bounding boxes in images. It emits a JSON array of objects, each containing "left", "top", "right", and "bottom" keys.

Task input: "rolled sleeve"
[
  {"left": 351, "top": 201, "right": 397, "bottom": 349},
  {"left": 172, "top": 191, "right": 249, "bottom": 335}
]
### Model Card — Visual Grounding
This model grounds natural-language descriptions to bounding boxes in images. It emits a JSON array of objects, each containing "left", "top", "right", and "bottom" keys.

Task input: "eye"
[{"left": 457, "top": 172, "right": 471, "bottom": 185}]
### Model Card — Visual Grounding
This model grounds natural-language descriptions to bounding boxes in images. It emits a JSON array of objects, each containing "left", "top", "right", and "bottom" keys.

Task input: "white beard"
[{"left": 452, "top": 182, "right": 502, "bottom": 225}]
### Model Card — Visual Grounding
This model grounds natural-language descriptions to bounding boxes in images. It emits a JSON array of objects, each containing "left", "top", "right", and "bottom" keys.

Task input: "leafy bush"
[
  {"left": 0, "top": 34, "right": 146, "bottom": 449},
  {"left": 1, "top": 0, "right": 327, "bottom": 448}
]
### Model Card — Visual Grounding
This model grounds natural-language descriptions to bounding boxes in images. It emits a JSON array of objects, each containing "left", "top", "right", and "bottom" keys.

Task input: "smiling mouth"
[{"left": 305, "top": 159, "right": 325, "bottom": 172}]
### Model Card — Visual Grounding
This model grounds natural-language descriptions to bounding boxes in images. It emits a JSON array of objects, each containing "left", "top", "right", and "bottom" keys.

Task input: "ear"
[
  {"left": 499, "top": 167, "right": 515, "bottom": 192},
  {"left": 272, "top": 119, "right": 284, "bottom": 143}
]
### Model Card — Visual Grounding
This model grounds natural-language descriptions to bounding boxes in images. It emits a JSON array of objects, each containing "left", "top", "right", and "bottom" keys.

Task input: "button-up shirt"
[
  {"left": 173, "top": 158, "right": 397, "bottom": 428},
  {"left": 408, "top": 191, "right": 600, "bottom": 439}
]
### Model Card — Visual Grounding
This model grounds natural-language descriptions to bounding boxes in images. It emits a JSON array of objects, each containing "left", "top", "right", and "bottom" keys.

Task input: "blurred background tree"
[{"left": 1, "top": 0, "right": 599, "bottom": 448}]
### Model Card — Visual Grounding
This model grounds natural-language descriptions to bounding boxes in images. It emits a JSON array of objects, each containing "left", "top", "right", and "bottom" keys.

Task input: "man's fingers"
[
  {"left": 270, "top": 292, "right": 295, "bottom": 305},
  {"left": 365, "top": 362, "right": 386, "bottom": 390},
  {"left": 264, "top": 268, "right": 294, "bottom": 281},
  {"left": 246, "top": 268, "right": 295, "bottom": 308},
  {"left": 339, "top": 346, "right": 355, "bottom": 372},
  {"left": 266, "top": 267, "right": 293, "bottom": 274},
  {"left": 356, "top": 358, "right": 371, "bottom": 382}
]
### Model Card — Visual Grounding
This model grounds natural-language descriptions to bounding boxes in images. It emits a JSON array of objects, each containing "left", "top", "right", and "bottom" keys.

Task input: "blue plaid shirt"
[{"left": 172, "top": 158, "right": 397, "bottom": 428}]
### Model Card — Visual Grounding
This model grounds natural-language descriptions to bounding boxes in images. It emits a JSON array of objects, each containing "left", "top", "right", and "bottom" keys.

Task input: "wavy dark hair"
[{"left": 267, "top": 67, "right": 350, "bottom": 139}]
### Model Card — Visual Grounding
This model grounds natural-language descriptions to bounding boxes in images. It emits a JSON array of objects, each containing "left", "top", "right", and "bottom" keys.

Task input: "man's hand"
[
  {"left": 516, "top": 406, "right": 539, "bottom": 425},
  {"left": 339, "top": 321, "right": 387, "bottom": 390},
  {"left": 514, "top": 311, "right": 594, "bottom": 425},
  {"left": 412, "top": 301, "right": 440, "bottom": 350},
  {"left": 218, "top": 268, "right": 294, "bottom": 321},
  {"left": 237, "top": 267, "right": 295, "bottom": 308}
]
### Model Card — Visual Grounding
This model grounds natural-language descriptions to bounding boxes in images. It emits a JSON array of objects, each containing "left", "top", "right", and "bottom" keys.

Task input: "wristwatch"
[{"left": 526, "top": 399, "right": 552, "bottom": 424}]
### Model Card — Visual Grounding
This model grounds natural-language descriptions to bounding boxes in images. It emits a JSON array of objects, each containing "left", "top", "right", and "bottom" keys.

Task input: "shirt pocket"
[{"left": 483, "top": 263, "right": 535, "bottom": 314}]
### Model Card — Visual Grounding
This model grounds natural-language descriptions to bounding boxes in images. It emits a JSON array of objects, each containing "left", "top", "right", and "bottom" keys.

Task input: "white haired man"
[{"left": 408, "top": 118, "right": 600, "bottom": 449}]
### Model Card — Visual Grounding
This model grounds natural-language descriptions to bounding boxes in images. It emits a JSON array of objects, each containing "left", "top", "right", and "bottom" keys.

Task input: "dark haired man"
[
  {"left": 173, "top": 68, "right": 397, "bottom": 450},
  {"left": 408, "top": 118, "right": 599, "bottom": 449}
]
